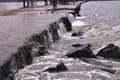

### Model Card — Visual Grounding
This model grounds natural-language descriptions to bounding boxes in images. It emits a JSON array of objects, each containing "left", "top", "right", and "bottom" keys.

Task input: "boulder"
[
  {"left": 44, "top": 62, "right": 68, "bottom": 73},
  {"left": 74, "top": 5, "right": 81, "bottom": 16},
  {"left": 66, "top": 45, "right": 96, "bottom": 58},
  {"left": 96, "top": 43, "right": 120, "bottom": 59},
  {"left": 71, "top": 31, "right": 84, "bottom": 37},
  {"left": 60, "top": 17, "right": 72, "bottom": 31}
]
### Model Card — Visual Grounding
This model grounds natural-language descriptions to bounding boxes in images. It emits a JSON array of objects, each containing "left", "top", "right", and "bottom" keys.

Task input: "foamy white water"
[{"left": 72, "top": 20, "right": 86, "bottom": 27}]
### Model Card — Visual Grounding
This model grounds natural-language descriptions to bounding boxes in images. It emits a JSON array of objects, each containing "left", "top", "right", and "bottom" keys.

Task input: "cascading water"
[
  {"left": 0, "top": 16, "right": 73, "bottom": 80},
  {"left": 15, "top": 13, "right": 120, "bottom": 80},
  {"left": 1, "top": 1, "right": 120, "bottom": 80}
]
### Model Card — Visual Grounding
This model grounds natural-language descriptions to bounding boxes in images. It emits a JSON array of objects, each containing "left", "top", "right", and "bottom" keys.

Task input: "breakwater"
[
  {"left": 0, "top": 1, "right": 82, "bottom": 78},
  {"left": 0, "top": 16, "right": 73, "bottom": 80}
]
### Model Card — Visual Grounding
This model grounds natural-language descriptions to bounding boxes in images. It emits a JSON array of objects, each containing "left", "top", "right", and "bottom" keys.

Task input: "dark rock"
[
  {"left": 42, "top": 29, "right": 52, "bottom": 48},
  {"left": 72, "top": 44, "right": 83, "bottom": 47},
  {"left": 44, "top": 62, "right": 68, "bottom": 73},
  {"left": 96, "top": 43, "right": 120, "bottom": 59},
  {"left": 72, "top": 44, "right": 91, "bottom": 48},
  {"left": 17, "top": 44, "right": 33, "bottom": 65},
  {"left": 31, "top": 33, "right": 44, "bottom": 44},
  {"left": 86, "top": 44, "right": 92, "bottom": 48},
  {"left": 66, "top": 45, "right": 96, "bottom": 58},
  {"left": 30, "top": 26, "right": 59, "bottom": 47},
  {"left": 49, "top": 22, "right": 60, "bottom": 42},
  {"left": 40, "top": 13, "right": 43, "bottom": 14},
  {"left": 60, "top": 17, "right": 72, "bottom": 31},
  {"left": 35, "top": 46, "right": 49, "bottom": 57},
  {"left": 71, "top": 31, "right": 84, "bottom": 37},
  {"left": 0, "top": 60, "right": 11, "bottom": 80},
  {"left": 0, "top": 56, "right": 17, "bottom": 80},
  {"left": 69, "top": 12, "right": 76, "bottom": 17},
  {"left": 74, "top": 5, "right": 81, "bottom": 16}
]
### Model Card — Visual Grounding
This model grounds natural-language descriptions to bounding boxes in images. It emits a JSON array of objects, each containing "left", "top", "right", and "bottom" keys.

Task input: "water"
[
  {"left": 80, "top": 1, "right": 120, "bottom": 27},
  {"left": 0, "top": 1, "right": 45, "bottom": 11},
  {"left": 0, "top": 2, "right": 23, "bottom": 11},
  {"left": 15, "top": 1, "right": 120, "bottom": 80},
  {"left": 1, "top": 1, "right": 120, "bottom": 80},
  {"left": 15, "top": 20, "right": 120, "bottom": 79}
]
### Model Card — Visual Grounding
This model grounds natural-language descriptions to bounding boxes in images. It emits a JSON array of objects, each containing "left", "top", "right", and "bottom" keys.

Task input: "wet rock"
[
  {"left": 49, "top": 22, "right": 60, "bottom": 42},
  {"left": 0, "top": 56, "right": 18, "bottom": 80},
  {"left": 33, "top": 45, "right": 49, "bottom": 57},
  {"left": 71, "top": 31, "right": 84, "bottom": 37},
  {"left": 72, "top": 44, "right": 83, "bottom": 47},
  {"left": 66, "top": 45, "right": 96, "bottom": 58},
  {"left": 15, "top": 44, "right": 33, "bottom": 65},
  {"left": 72, "top": 44, "right": 91, "bottom": 48},
  {"left": 60, "top": 17, "right": 72, "bottom": 31},
  {"left": 74, "top": 5, "right": 81, "bottom": 16},
  {"left": 0, "top": 60, "right": 11, "bottom": 80},
  {"left": 40, "top": 13, "right": 43, "bottom": 14},
  {"left": 96, "top": 43, "right": 120, "bottom": 59},
  {"left": 30, "top": 33, "right": 45, "bottom": 45},
  {"left": 44, "top": 62, "right": 68, "bottom": 73},
  {"left": 42, "top": 29, "right": 52, "bottom": 48},
  {"left": 69, "top": 12, "right": 76, "bottom": 17},
  {"left": 30, "top": 29, "right": 52, "bottom": 48}
]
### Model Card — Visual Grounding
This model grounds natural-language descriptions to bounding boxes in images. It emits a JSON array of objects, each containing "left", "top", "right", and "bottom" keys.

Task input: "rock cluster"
[
  {"left": 66, "top": 43, "right": 120, "bottom": 60},
  {"left": 66, "top": 44, "right": 96, "bottom": 58}
]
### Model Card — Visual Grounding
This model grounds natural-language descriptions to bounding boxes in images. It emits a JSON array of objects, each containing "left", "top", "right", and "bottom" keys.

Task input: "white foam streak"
[
  {"left": 90, "top": 70, "right": 112, "bottom": 78},
  {"left": 83, "top": 25, "right": 120, "bottom": 38},
  {"left": 72, "top": 20, "right": 86, "bottom": 27},
  {"left": 62, "top": 32, "right": 79, "bottom": 40},
  {"left": 76, "top": 16, "right": 87, "bottom": 19}
]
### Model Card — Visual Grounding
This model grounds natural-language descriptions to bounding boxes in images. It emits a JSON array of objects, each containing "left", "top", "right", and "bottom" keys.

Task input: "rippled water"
[
  {"left": 0, "top": 1, "right": 45, "bottom": 11},
  {"left": 0, "top": 2, "right": 22, "bottom": 11}
]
